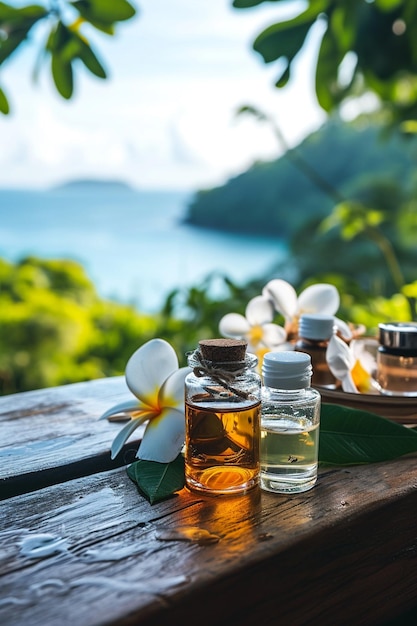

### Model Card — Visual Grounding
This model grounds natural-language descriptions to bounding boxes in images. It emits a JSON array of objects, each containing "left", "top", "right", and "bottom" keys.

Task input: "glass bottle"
[
  {"left": 184, "top": 338, "right": 261, "bottom": 496},
  {"left": 294, "top": 313, "right": 337, "bottom": 388},
  {"left": 376, "top": 322, "right": 417, "bottom": 396},
  {"left": 260, "top": 350, "right": 321, "bottom": 494}
]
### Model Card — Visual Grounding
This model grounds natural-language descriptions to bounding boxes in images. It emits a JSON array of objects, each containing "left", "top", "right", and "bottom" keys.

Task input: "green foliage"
[
  {"left": 233, "top": 0, "right": 417, "bottom": 124},
  {"left": 0, "top": 256, "right": 158, "bottom": 395},
  {"left": 0, "top": 256, "right": 264, "bottom": 395},
  {"left": 0, "top": 0, "right": 136, "bottom": 112},
  {"left": 186, "top": 118, "right": 417, "bottom": 299},
  {"left": 1, "top": 252, "right": 416, "bottom": 396},
  {"left": 152, "top": 272, "right": 264, "bottom": 368},
  {"left": 127, "top": 454, "right": 185, "bottom": 504}
]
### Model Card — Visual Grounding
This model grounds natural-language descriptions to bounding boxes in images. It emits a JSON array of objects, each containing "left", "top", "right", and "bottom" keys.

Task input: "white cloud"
[{"left": 0, "top": 0, "right": 325, "bottom": 191}]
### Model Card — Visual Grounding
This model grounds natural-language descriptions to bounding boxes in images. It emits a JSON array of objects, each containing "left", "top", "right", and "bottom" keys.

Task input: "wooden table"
[{"left": 1, "top": 377, "right": 417, "bottom": 626}]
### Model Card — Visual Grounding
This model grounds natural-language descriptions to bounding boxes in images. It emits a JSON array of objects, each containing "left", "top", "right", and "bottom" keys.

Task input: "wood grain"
[
  {"left": 1, "top": 456, "right": 417, "bottom": 626},
  {"left": 0, "top": 377, "right": 143, "bottom": 500},
  {"left": 1, "top": 377, "right": 417, "bottom": 625}
]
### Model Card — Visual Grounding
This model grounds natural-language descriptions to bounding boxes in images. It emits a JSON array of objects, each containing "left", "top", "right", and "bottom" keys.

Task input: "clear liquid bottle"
[
  {"left": 184, "top": 338, "right": 261, "bottom": 496},
  {"left": 295, "top": 313, "right": 337, "bottom": 389},
  {"left": 260, "top": 350, "right": 321, "bottom": 494}
]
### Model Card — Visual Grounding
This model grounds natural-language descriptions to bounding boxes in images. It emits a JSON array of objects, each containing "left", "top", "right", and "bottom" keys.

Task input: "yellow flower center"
[
  {"left": 249, "top": 325, "right": 264, "bottom": 345},
  {"left": 351, "top": 358, "right": 372, "bottom": 393}
]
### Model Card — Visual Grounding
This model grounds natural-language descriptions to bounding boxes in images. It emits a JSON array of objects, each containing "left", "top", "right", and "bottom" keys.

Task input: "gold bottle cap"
[{"left": 198, "top": 338, "right": 247, "bottom": 363}]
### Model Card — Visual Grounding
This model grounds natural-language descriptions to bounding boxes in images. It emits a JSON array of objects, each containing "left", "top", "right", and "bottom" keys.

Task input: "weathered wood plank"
[
  {"left": 0, "top": 378, "right": 143, "bottom": 499},
  {"left": 1, "top": 455, "right": 417, "bottom": 626}
]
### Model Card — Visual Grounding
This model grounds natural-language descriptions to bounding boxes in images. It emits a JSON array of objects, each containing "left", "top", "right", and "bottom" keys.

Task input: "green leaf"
[
  {"left": 0, "top": 3, "right": 47, "bottom": 21},
  {"left": 316, "top": 26, "right": 349, "bottom": 112},
  {"left": 319, "top": 404, "right": 417, "bottom": 466},
  {"left": 0, "top": 4, "right": 48, "bottom": 65},
  {"left": 233, "top": 0, "right": 283, "bottom": 7},
  {"left": 254, "top": 17, "right": 313, "bottom": 65},
  {"left": 374, "top": 0, "right": 404, "bottom": 10},
  {"left": 76, "top": 38, "right": 107, "bottom": 78},
  {"left": 0, "top": 32, "right": 27, "bottom": 65},
  {"left": 71, "top": 0, "right": 136, "bottom": 25},
  {"left": 46, "top": 21, "right": 72, "bottom": 54},
  {"left": 275, "top": 65, "right": 290, "bottom": 88},
  {"left": 0, "top": 85, "right": 10, "bottom": 113},
  {"left": 51, "top": 53, "right": 74, "bottom": 99},
  {"left": 127, "top": 455, "right": 185, "bottom": 504}
]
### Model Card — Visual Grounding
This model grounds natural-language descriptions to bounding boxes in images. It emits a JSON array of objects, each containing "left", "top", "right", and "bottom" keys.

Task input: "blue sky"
[{"left": 0, "top": 0, "right": 327, "bottom": 191}]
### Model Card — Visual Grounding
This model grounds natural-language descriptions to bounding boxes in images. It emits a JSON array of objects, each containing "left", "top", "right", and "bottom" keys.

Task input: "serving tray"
[{"left": 317, "top": 386, "right": 417, "bottom": 425}]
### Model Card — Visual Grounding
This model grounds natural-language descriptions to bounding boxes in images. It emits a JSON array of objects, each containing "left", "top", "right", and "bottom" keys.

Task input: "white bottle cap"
[
  {"left": 299, "top": 314, "right": 335, "bottom": 341},
  {"left": 262, "top": 351, "right": 312, "bottom": 390}
]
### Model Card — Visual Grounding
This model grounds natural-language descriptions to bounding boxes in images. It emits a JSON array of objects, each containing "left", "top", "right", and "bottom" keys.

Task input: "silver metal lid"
[{"left": 378, "top": 322, "right": 417, "bottom": 350}]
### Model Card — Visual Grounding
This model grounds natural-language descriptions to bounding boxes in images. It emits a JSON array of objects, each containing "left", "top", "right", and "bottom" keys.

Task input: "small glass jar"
[
  {"left": 184, "top": 338, "right": 261, "bottom": 496},
  {"left": 260, "top": 351, "right": 321, "bottom": 494},
  {"left": 294, "top": 313, "right": 337, "bottom": 389},
  {"left": 376, "top": 322, "right": 417, "bottom": 396}
]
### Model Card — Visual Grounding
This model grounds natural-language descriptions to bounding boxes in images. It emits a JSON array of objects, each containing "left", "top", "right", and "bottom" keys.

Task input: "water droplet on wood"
[{"left": 156, "top": 526, "right": 220, "bottom": 545}]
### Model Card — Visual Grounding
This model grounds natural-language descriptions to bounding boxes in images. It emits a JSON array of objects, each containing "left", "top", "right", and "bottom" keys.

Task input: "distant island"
[{"left": 53, "top": 179, "right": 136, "bottom": 192}]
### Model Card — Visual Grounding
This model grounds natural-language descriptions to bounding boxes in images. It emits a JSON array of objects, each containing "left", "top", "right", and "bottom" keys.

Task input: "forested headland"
[
  {"left": 185, "top": 117, "right": 417, "bottom": 239},
  {"left": 185, "top": 116, "right": 417, "bottom": 300}
]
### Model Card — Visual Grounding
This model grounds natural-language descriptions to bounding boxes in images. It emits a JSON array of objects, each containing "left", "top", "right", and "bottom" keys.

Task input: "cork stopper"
[{"left": 198, "top": 338, "right": 247, "bottom": 363}]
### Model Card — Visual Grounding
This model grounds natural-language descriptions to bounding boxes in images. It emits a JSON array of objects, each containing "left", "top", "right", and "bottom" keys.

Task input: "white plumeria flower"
[
  {"left": 219, "top": 295, "right": 287, "bottom": 353},
  {"left": 326, "top": 335, "right": 376, "bottom": 393},
  {"left": 262, "top": 279, "right": 343, "bottom": 335},
  {"left": 100, "top": 338, "right": 190, "bottom": 462}
]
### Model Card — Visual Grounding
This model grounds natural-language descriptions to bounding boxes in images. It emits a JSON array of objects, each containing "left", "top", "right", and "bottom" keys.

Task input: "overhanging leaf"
[
  {"left": 127, "top": 454, "right": 185, "bottom": 504},
  {"left": 51, "top": 53, "right": 73, "bottom": 98},
  {"left": 71, "top": 0, "right": 136, "bottom": 24},
  {"left": 315, "top": 26, "right": 345, "bottom": 111},
  {"left": 76, "top": 38, "right": 107, "bottom": 78},
  {"left": 0, "top": 85, "right": 9, "bottom": 113},
  {"left": 233, "top": 0, "right": 278, "bottom": 7},
  {"left": 319, "top": 403, "right": 417, "bottom": 465}
]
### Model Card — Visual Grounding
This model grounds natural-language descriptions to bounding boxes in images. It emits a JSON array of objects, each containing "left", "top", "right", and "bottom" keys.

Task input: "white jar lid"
[
  {"left": 262, "top": 351, "right": 312, "bottom": 389},
  {"left": 299, "top": 313, "right": 335, "bottom": 340}
]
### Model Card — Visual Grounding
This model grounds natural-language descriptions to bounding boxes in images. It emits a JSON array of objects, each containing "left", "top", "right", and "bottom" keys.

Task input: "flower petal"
[
  {"left": 260, "top": 323, "right": 287, "bottom": 348},
  {"left": 245, "top": 295, "right": 274, "bottom": 326},
  {"left": 110, "top": 412, "right": 154, "bottom": 460},
  {"left": 326, "top": 334, "right": 357, "bottom": 392},
  {"left": 136, "top": 407, "right": 185, "bottom": 463},
  {"left": 350, "top": 339, "right": 377, "bottom": 375},
  {"left": 262, "top": 279, "right": 298, "bottom": 319},
  {"left": 297, "top": 283, "right": 340, "bottom": 316},
  {"left": 340, "top": 370, "right": 359, "bottom": 393},
  {"left": 158, "top": 366, "right": 190, "bottom": 411},
  {"left": 125, "top": 338, "right": 179, "bottom": 406},
  {"left": 334, "top": 317, "right": 352, "bottom": 340},
  {"left": 100, "top": 399, "right": 141, "bottom": 421},
  {"left": 219, "top": 313, "right": 250, "bottom": 338}
]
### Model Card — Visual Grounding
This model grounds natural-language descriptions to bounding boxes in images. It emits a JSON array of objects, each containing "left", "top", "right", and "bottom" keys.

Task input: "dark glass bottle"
[{"left": 294, "top": 313, "right": 337, "bottom": 389}]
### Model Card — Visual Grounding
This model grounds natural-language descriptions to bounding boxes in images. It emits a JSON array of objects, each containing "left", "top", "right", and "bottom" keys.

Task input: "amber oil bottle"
[{"left": 184, "top": 339, "right": 261, "bottom": 495}]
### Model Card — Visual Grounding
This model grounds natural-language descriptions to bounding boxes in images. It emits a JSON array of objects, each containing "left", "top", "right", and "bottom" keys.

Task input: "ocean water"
[{"left": 0, "top": 185, "right": 287, "bottom": 312}]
